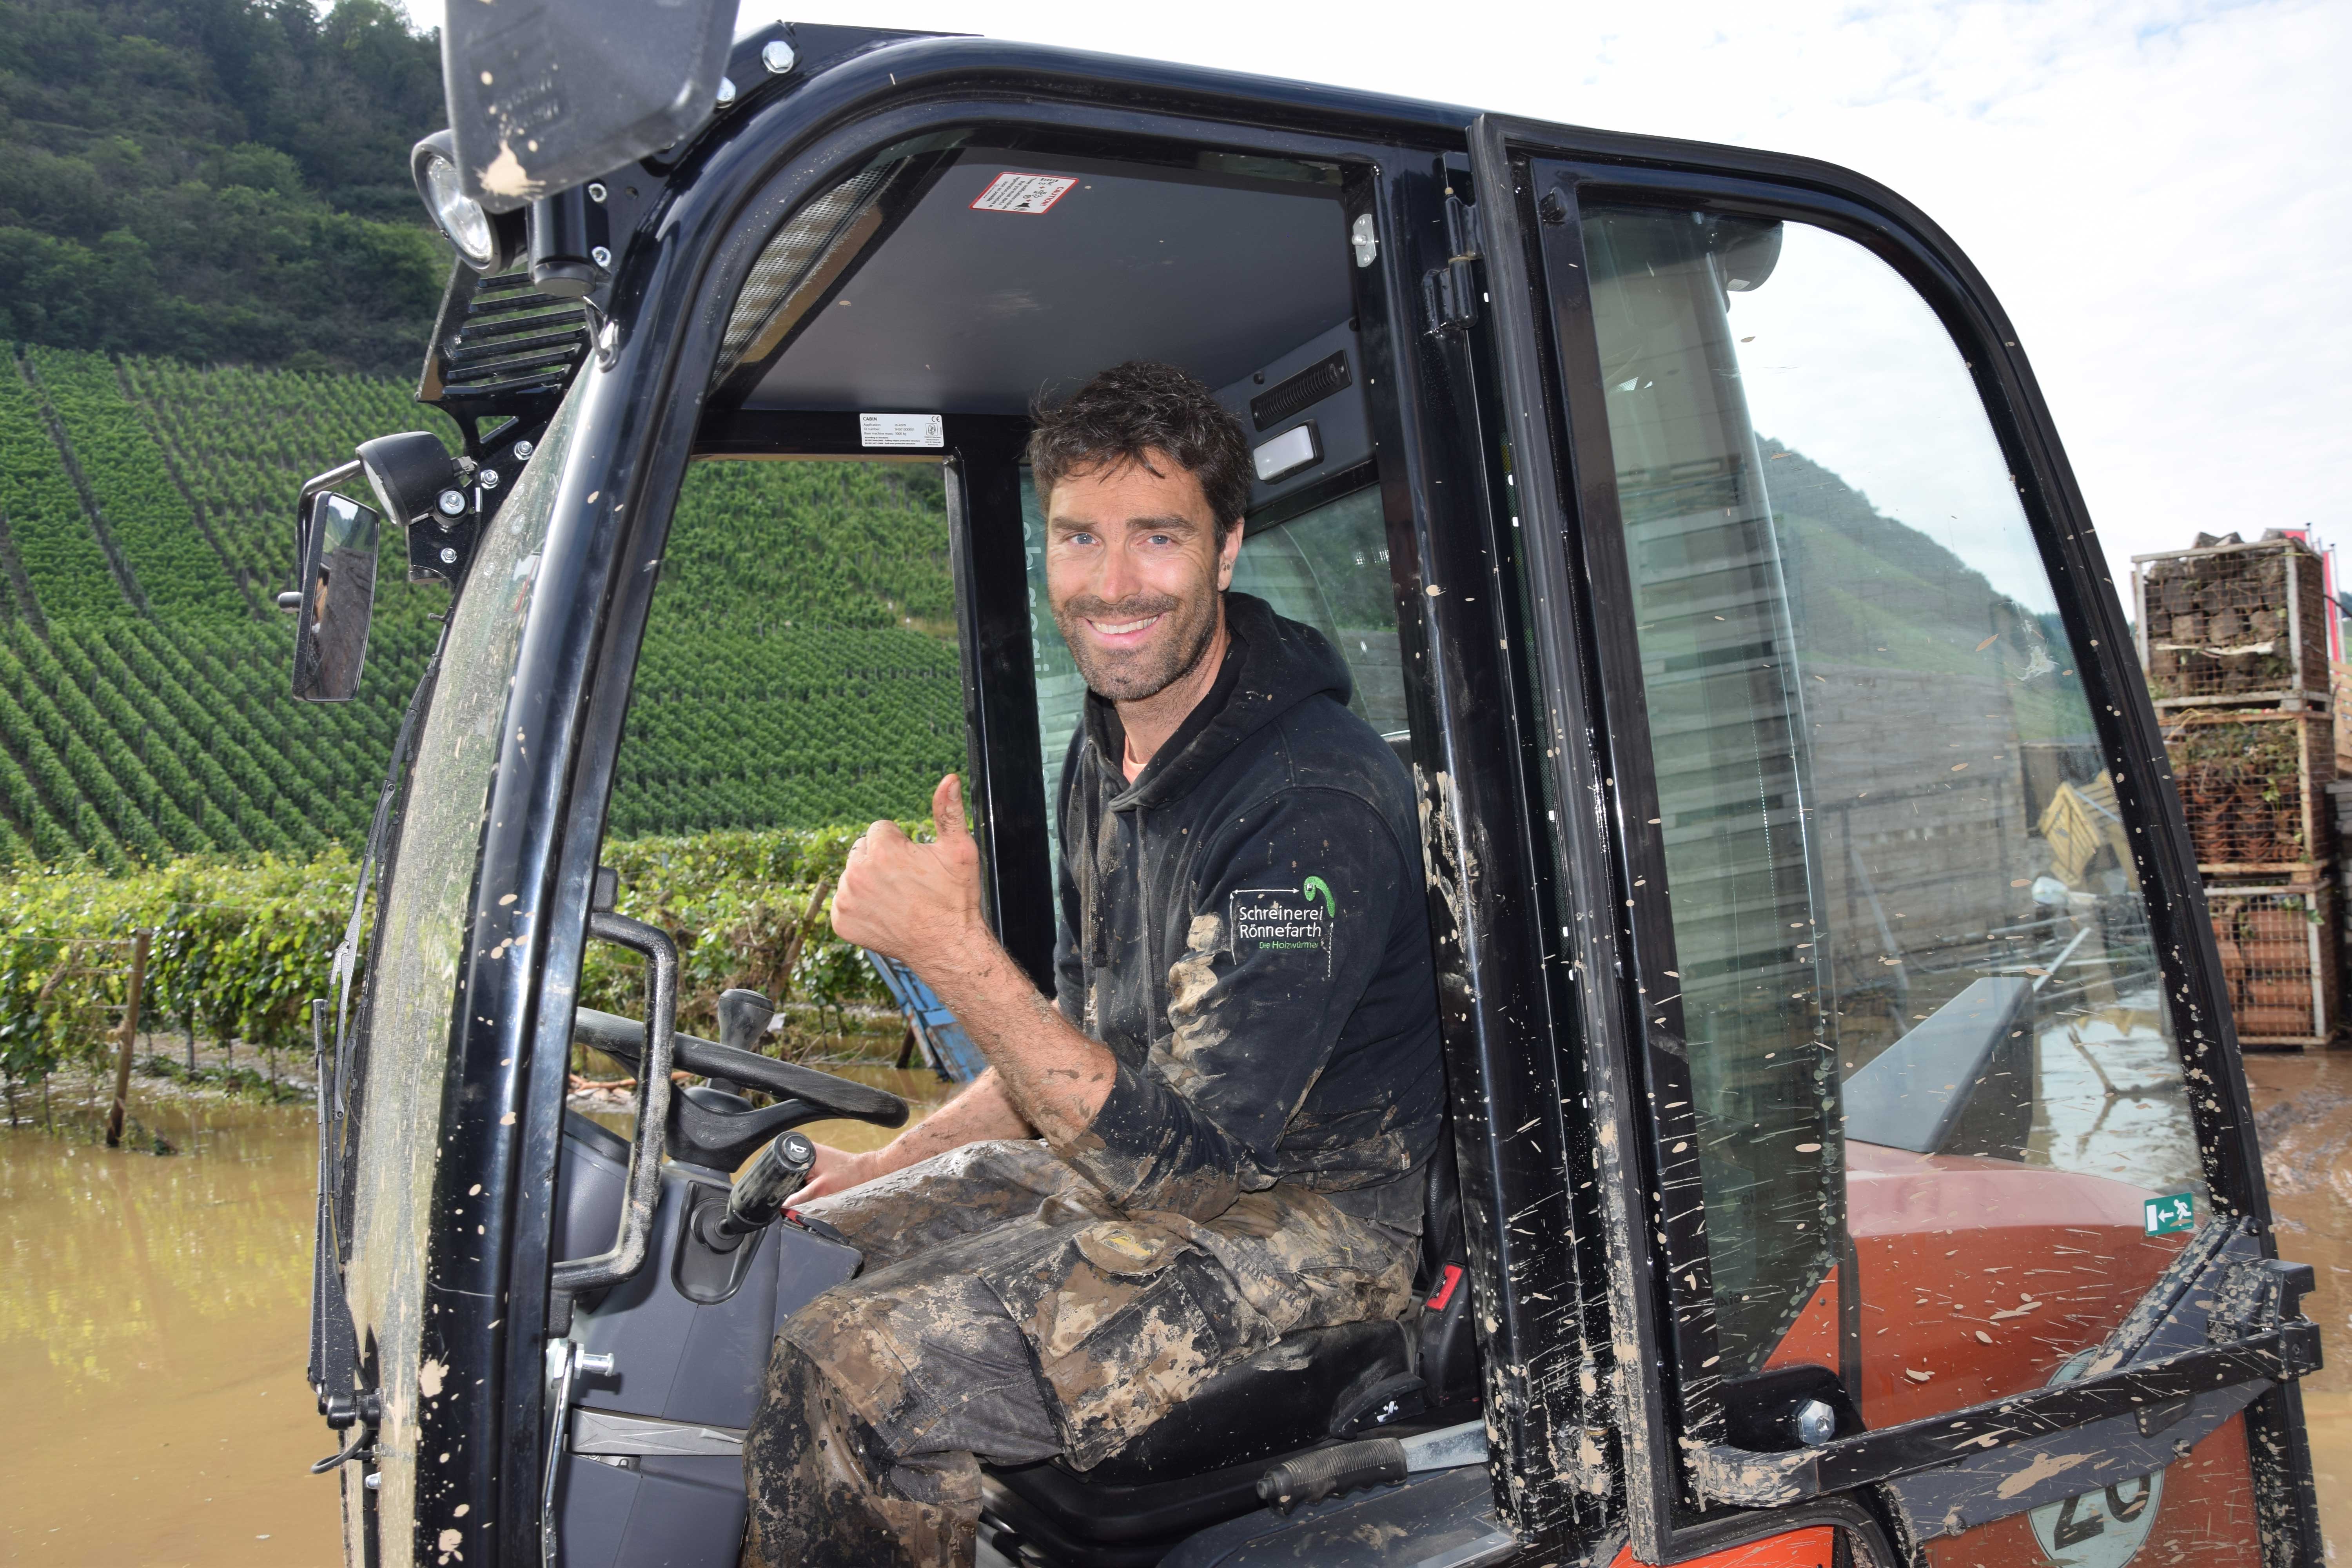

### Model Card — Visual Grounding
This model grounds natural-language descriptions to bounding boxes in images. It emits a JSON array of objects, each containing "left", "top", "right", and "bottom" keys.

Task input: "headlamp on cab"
[{"left": 412, "top": 130, "right": 523, "bottom": 273}]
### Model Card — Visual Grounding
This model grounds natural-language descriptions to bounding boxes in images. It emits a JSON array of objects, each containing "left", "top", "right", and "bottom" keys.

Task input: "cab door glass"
[
  {"left": 1584, "top": 207, "right": 2206, "bottom": 1427},
  {"left": 611, "top": 459, "right": 960, "bottom": 835}
]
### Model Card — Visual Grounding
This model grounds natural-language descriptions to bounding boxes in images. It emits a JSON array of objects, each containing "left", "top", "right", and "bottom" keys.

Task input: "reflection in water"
[
  {"left": 2029, "top": 990, "right": 2202, "bottom": 1199},
  {"left": 0, "top": 1103, "right": 334, "bottom": 1564}
]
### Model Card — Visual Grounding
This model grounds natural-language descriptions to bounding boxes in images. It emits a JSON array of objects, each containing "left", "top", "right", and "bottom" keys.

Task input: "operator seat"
[{"left": 979, "top": 1127, "right": 1478, "bottom": 1566}]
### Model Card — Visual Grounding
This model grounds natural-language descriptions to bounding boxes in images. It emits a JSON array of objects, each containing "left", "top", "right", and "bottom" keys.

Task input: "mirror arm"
[
  {"left": 552, "top": 912, "right": 678, "bottom": 1294},
  {"left": 288, "top": 461, "right": 365, "bottom": 615},
  {"left": 300, "top": 459, "right": 366, "bottom": 506}
]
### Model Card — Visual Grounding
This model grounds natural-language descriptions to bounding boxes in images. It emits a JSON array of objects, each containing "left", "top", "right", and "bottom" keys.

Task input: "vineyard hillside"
[{"left": 0, "top": 347, "right": 962, "bottom": 868}]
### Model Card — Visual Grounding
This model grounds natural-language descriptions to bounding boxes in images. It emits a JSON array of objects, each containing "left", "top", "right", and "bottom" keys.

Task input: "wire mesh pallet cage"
[
  {"left": 2163, "top": 710, "right": 2336, "bottom": 878},
  {"left": 2335, "top": 664, "right": 2352, "bottom": 775},
  {"left": 2210, "top": 883, "right": 2338, "bottom": 1047},
  {"left": 2134, "top": 534, "right": 2331, "bottom": 710}
]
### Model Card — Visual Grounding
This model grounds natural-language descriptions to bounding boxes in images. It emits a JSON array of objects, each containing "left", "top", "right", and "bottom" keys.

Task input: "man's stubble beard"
[{"left": 1053, "top": 579, "right": 1224, "bottom": 703}]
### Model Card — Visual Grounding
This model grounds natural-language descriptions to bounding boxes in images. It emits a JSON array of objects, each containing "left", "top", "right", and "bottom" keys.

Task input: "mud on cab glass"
[{"left": 1470, "top": 115, "right": 2322, "bottom": 1566}]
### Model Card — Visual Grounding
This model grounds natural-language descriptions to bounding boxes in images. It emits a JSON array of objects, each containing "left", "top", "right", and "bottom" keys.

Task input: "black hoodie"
[{"left": 1051, "top": 592, "right": 1444, "bottom": 1230}]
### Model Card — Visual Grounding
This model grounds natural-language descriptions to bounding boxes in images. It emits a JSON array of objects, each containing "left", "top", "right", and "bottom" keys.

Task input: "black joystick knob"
[
  {"left": 694, "top": 1132, "right": 816, "bottom": 1252},
  {"left": 704, "top": 989, "right": 777, "bottom": 1098},
  {"left": 717, "top": 988, "right": 777, "bottom": 1053}
]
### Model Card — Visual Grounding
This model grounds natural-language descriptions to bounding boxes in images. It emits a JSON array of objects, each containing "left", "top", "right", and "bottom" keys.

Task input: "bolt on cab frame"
[{"left": 299, "top": 13, "right": 2324, "bottom": 1568}]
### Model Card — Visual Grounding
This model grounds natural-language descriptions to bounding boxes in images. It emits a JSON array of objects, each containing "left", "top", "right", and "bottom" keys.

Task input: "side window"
[
  {"left": 1024, "top": 479, "right": 1407, "bottom": 818},
  {"left": 1584, "top": 208, "right": 2204, "bottom": 1427}
]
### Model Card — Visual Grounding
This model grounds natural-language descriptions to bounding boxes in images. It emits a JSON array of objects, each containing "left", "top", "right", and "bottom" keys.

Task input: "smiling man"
[{"left": 741, "top": 361, "right": 1445, "bottom": 1568}]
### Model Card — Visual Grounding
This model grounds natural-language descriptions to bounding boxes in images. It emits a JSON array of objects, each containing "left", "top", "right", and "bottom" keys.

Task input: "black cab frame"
[{"left": 303, "top": 20, "right": 2324, "bottom": 1568}]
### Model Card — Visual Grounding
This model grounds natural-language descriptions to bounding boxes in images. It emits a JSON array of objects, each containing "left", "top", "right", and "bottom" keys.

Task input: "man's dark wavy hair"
[{"left": 1027, "top": 361, "right": 1252, "bottom": 535}]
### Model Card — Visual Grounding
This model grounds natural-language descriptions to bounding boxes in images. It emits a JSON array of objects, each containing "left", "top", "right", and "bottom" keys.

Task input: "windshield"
[{"left": 342, "top": 385, "right": 579, "bottom": 1548}]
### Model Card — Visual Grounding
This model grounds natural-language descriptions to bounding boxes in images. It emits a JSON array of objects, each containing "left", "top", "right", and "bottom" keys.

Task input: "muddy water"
[
  {"left": 0, "top": 1063, "right": 951, "bottom": 1566},
  {"left": 0, "top": 1102, "right": 334, "bottom": 1565},
  {"left": 2241, "top": 1053, "right": 2352, "bottom": 1559},
  {"left": 5, "top": 1056, "right": 2348, "bottom": 1565}
]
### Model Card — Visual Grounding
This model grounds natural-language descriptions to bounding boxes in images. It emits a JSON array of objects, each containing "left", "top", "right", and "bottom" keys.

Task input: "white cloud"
[{"left": 403, "top": 0, "right": 2350, "bottom": 608}]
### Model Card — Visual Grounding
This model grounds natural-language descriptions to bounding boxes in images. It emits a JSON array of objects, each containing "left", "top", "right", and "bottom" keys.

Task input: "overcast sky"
[{"left": 401, "top": 0, "right": 2347, "bottom": 610}]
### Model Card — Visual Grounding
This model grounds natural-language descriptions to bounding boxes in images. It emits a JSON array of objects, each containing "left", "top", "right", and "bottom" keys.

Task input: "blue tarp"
[{"left": 863, "top": 950, "right": 988, "bottom": 1082}]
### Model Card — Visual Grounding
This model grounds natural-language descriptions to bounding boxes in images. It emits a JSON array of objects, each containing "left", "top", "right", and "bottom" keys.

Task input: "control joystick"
[{"left": 693, "top": 1132, "right": 815, "bottom": 1253}]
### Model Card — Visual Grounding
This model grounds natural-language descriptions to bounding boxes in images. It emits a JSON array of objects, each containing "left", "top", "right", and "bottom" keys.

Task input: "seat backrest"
[
  {"left": 1419, "top": 1119, "right": 1462, "bottom": 1287},
  {"left": 1416, "top": 1118, "right": 1479, "bottom": 1408}
]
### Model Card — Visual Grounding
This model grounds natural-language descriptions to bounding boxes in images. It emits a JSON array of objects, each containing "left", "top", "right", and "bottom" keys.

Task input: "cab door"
[{"left": 1466, "top": 118, "right": 2323, "bottom": 1566}]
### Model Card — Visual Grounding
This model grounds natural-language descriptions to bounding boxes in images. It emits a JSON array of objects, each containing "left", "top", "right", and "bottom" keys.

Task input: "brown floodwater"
[
  {"left": 2240, "top": 1052, "right": 2352, "bottom": 1560},
  {"left": 0, "top": 1098, "right": 332, "bottom": 1565},
  {"left": 4, "top": 1056, "right": 2345, "bottom": 1565},
  {"left": 0, "top": 1063, "right": 951, "bottom": 1566}
]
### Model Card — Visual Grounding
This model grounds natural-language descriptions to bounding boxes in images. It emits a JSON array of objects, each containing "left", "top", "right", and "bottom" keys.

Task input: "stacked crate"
[{"left": 2136, "top": 532, "right": 2338, "bottom": 1046}]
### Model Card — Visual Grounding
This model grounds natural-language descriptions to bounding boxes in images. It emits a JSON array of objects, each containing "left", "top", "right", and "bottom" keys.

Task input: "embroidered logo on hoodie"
[{"left": 1231, "top": 875, "right": 1334, "bottom": 975}]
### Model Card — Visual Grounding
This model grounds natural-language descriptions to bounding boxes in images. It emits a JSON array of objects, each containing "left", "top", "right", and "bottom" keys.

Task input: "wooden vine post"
[{"left": 103, "top": 929, "right": 152, "bottom": 1149}]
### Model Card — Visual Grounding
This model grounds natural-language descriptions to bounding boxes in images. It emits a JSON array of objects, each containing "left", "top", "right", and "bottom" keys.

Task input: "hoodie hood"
[{"left": 1085, "top": 591, "right": 1353, "bottom": 812}]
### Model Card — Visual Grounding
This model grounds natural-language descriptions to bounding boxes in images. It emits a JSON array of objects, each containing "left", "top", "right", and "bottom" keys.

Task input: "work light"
[
  {"left": 357, "top": 432, "right": 464, "bottom": 532},
  {"left": 412, "top": 130, "right": 522, "bottom": 273}
]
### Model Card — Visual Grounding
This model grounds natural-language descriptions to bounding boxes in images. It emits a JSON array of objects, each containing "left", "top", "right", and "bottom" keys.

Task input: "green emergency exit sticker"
[{"left": 2144, "top": 1193, "right": 2194, "bottom": 1236}]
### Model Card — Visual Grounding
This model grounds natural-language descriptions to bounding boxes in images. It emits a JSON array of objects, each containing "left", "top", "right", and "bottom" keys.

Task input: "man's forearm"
[
  {"left": 869, "top": 1067, "right": 1031, "bottom": 1176},
  {"left": 924, "top": 934, "right": 1115, "bottom": 1149}
]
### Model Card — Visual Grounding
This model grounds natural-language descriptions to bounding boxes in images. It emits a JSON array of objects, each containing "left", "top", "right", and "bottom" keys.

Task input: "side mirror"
[{"left": 287, "top": 489, "right": 381, "bottom": 702}]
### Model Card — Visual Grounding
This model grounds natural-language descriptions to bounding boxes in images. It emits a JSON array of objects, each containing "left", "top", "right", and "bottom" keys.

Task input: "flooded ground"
[
  {"left": 0, "top": 1051, "right": 952, "bottom": 1566},
  {"left": 2241, "top": 1051, "right": 2352, "bottom": 1559},
  {"left": 0, "top": 1094, "right": 332, "bottom": 1564},
  {"left": 2, "top": 1049, "right": 2347, "bottom": 1564}
]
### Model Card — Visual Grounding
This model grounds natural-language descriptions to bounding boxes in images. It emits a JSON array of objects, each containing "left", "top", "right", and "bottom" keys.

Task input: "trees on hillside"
[{"left": 0, "top": 0, "right": 450, "bottom": 373}]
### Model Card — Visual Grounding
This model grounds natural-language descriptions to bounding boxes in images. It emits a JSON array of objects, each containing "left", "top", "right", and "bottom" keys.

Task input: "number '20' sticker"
[
  {"left": 2029, "top": 1472, "right": 2162, "bottom": 1568},
  {"left": 2028, "top": 1350, "right": 2165, "bottom": 1568}
]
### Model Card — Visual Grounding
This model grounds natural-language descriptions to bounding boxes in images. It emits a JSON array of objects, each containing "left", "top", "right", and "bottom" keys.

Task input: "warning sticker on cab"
[
  {"left": 1231, "top": 877, "right": 1334, "bottom": 976},
  {"left": 858, "top": 413, "right": 944, "bottom": 449},
  {"left": 970, "top": 172, "right": 1077, "bottom": 215}
]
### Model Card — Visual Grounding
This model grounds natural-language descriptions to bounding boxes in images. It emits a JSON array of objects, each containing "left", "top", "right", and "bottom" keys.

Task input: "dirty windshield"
[
  {"left": 341, "top": 385, "right": 577, "bottom": 1550},
  {"left": 1584, "top": 207, "right": 2207, "bottom": 1428}
]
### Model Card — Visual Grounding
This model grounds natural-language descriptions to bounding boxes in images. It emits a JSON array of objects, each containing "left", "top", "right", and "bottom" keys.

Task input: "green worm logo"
[{"left": 1303, "top": 875, "right": 1335, "bottom": 916}]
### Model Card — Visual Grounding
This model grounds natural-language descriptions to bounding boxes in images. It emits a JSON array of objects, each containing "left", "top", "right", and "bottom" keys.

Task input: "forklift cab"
[{"left": 303, "top": 16, "right": 2324, "bottom": 1568}]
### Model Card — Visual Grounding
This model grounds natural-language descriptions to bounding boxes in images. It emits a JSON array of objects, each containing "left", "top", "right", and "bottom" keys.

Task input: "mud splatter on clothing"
[
  {"left": 742, "top": 1141, "right": 1417, "bottom": 1566},
  {"left": 1052, "top": 593, "right": 1445, "bottom": 1229},
  {"left": 744, "top": 596, "right": 1445, "bottom": 1565}
]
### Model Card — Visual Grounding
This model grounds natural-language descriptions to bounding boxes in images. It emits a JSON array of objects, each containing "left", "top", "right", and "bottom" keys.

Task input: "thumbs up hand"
[{"left": 830, "top": 773, "right": 987, "bottom": 967}]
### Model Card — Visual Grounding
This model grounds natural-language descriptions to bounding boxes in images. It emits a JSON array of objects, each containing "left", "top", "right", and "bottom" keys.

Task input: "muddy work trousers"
[{"left": 740, "top": 1139, "right": 1417, "bottom": 1568}]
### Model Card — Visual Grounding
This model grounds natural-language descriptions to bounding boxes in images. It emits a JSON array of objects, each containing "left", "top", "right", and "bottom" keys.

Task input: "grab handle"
[{"left": 552, "top": 911, "right": 677, "bottom": 1295}]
